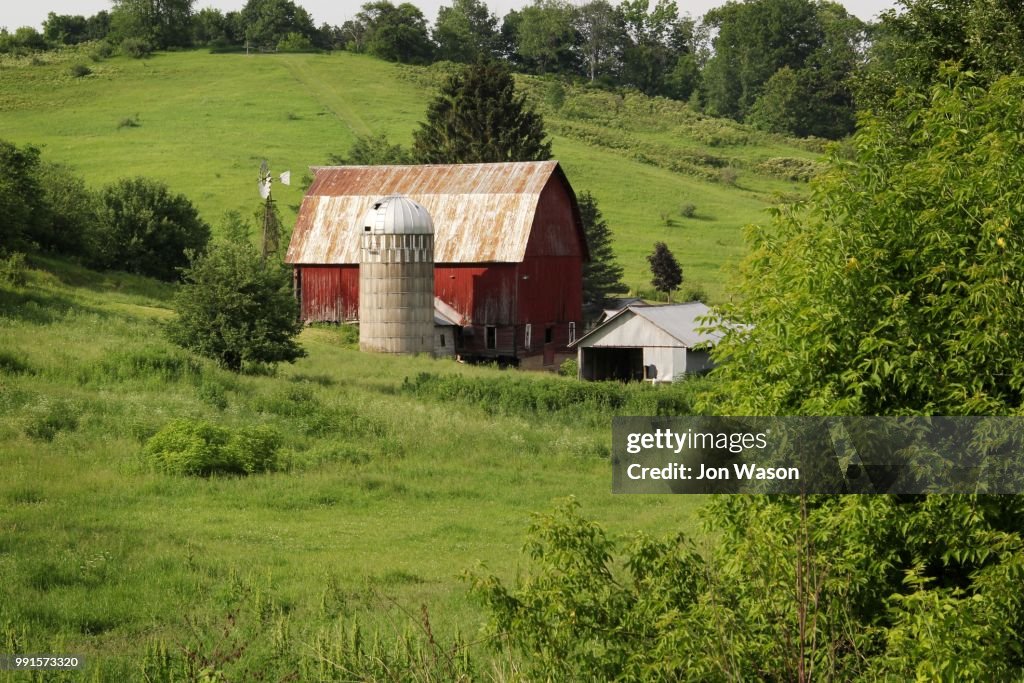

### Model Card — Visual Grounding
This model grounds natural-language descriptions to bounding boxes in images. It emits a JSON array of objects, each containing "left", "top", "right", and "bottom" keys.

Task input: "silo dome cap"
[{"left": 361, "top": 195, "right": 434, "bottom": 235}]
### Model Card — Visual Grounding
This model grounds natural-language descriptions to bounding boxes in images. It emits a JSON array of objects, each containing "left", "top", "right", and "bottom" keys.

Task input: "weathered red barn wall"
[
  {"left": 434, "top": 264, "right": 516, "bottom": 325},
  {"left": 299, "top": 265, "right": 358, "bottom": 322},
  {"left": 514, "top": 175, "right": 584, "bottom": 355}
]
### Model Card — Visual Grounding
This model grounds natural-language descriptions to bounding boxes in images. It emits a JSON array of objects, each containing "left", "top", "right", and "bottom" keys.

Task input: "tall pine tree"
[
  {"left": 412, "top": 61, "right": 552, "bottom": 163},
  {"left": 578, "top": 191, "right": 627, "bottom": 315}
]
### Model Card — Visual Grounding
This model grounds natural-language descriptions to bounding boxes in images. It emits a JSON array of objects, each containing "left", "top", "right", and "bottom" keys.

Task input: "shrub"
[
  {"left": 144, "top": 420, "right": 282, "bottom": 475},
  {"left": 718, "top": 167, "right": 738, "bottom": 186},
  {"left": 276, "top": 32, "right": 314, "bottom": 53},
  {"left": 68, "top": 63, "right": 92, "bottom": 78},
  {"left": 93, "top": 177, "right": 210, "bottom": 281},
  {"left": 120, "top": 38, "right": 152, "bottom": 58},
  {"left": 117, "top": 115, "right": 140, "bottom": 129},
  {"left": 755, "top": 156, "right": 823, "bottom": 182},
  {"left": 90, "top": 41, "right": 114, "bottom": 60},
  {"left": 679, "top": 203, "right": 697, "bottom": 218},
  {"left": 0, "top": 252, "right": 28, "bottom": 286},
  {"left": 167, "top": 240, "right": 305, "bottom": 372},
  {"left": 558, "top": 358, "right": 578, "bottom": 377}
]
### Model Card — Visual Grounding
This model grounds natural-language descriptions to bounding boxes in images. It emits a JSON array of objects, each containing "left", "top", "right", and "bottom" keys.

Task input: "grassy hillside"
[
  {"left": 0, "top": 256, "right": 708, "bottom": 677},
  {"left": 0, "top": 46, "right": 821, "bottom": 301}
]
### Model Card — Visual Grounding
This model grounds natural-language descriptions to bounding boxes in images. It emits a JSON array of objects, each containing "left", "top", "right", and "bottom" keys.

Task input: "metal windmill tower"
[{"left": 257, "top": 159, "right": 290, "bottom": 263}]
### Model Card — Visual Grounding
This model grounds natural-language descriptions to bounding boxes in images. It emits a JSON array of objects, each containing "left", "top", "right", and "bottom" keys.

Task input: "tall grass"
[{"left": 0, "top": 257, "right": 707, "bottom": 679}]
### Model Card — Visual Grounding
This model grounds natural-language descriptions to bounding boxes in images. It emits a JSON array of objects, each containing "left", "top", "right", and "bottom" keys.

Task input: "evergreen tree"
[
  {"left": 646, "top": 241, "right": 682, "bottom": 302},
  {"left": 412, "top": 61, "right": 552, "bottom": 164},
  {"left": 578, "top": 191, "right": 627, "bottom": 314}
]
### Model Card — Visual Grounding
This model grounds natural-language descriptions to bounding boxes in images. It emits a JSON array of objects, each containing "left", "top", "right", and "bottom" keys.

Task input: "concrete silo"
[{"left": 358, "top": 195, "right": 435, "bottom": 354}]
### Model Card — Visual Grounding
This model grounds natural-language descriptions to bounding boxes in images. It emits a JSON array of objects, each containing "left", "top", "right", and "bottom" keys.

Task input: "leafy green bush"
[
  {"left": 144, "top": 420, "right": 282, "bottom": 476},
  {"left": 90, "top": 41, "right": 114, "bottom": 60},
  {"left": 470, "top": 495, "right": 1024, "bottom": 680},
  {"left": 558, "top": 358, "right": 578, "bottom": 377},
  {"left": 120, "top": 38, "right": 152, "bottom": 58},
  {"left": 276, "top": 32, "right": 314, "bottom": 53},
  {"left": 0, "top": 252, "right": 28, "bottom": 286},
  {"left": 92, "top": 177, "right": 210, "bottom": 281},
  {"left": 167, "top": 240, "right": 304, "bottom": 371},
  {"left": 756, "top": 156, "right": 823, "bottom": 181},
  {"left": 68, "top": 63, "right": 92, "bottom": 78},
  {"left": 679, "top": 203, "right": 697, "bottom": 218}
]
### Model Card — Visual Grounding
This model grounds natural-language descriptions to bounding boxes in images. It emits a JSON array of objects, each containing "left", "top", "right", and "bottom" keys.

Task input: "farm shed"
[
  {"left": 286, "top": 161, "right": 588, "bottom": 366},
  {"left": 571, "top": 302, "right": 721, "bottom": 382}
]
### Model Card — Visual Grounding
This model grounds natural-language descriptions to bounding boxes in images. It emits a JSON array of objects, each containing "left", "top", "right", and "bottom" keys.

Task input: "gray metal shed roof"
[{"left": 573, "top": 302, "right": 723, "bottom": 349}]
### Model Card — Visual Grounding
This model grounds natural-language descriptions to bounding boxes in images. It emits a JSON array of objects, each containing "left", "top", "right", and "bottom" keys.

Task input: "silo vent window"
[
  {"left": 364, "top": 225, "right": 371, "bottom": 232},
  {"left": 373, "top": 202, "right": 382, "bottom": 210}
]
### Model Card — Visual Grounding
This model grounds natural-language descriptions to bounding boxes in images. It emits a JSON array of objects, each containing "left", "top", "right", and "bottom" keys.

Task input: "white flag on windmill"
[{"left": 279, "top": 170, "right": 291, "bottom": 186}]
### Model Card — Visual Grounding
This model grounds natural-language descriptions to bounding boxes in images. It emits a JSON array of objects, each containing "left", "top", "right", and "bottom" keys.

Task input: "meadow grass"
[
  {"left": 0, "top": 47, "right": 816, "bottom": 300},
  {"left": 0, "top": 258, "right": 707, "bottom": 679}
]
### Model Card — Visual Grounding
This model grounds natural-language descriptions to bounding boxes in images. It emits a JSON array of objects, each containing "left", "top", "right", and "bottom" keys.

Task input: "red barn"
[{"left": 285, "top": 161, "right": 588, "bottom": 367}]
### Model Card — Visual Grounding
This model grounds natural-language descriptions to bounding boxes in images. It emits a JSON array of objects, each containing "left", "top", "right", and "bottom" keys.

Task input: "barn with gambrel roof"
[{"left": 285, "top": 160, "right": 588, "bottom": 366}]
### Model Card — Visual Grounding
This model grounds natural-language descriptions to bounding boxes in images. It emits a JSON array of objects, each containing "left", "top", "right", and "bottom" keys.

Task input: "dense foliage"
[
  {"left": 144, "top": 419, "right": 282, "bottom": 475},
  {"left": 702, "top": 0, "right": 865, "bottom": 138},
  {"left": 167, "top": 239, "right": 305, "bottom": 372},
  {"left": 412, "top": 61, "right": 552, "bottom": 163},
  {"left": 706, "top": 69, "right": 1024, "bottom": 416},
  {"left": 470, "top": 495, "right": 1024, "bottom": 681},
  {"left": 94, "top": 177, "right": 211, "bottom": 281}
]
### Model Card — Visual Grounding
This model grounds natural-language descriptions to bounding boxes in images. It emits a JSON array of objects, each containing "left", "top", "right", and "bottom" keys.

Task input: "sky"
[{"left": 4, "top": 0, "right": 898, "bottom": 32}]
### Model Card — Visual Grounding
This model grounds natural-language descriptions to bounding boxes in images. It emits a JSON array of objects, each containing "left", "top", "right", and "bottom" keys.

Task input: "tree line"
[{"left": 5, "top": 0, "right": 876, "bottom": 140}]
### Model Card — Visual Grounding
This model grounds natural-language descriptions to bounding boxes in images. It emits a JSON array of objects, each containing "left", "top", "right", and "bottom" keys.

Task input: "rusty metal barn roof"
[{"left": 286, "top": 161, "right": 574, "bottom": 264}]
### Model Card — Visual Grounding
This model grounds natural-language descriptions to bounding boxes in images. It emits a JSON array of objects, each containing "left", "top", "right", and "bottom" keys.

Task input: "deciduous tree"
[
  {"left": 433, "top": 0, "right": 498, "bottom": 63},
  {"left": 646, "top": 241, "right": 682, "bottom": 302},
  {"left": 167, "top": 239, "right": 305, "bottom": 372},
  {"left": 358, "top": 1, "right": 433, "bottom": 64},
  {"left": 93, "top": 177, "right": 210, "bottom": 281}
]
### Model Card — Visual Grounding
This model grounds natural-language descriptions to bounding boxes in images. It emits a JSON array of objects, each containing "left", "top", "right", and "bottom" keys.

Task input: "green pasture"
[
  {"left": 0, "top": 47, "right": 817, "bottom": 300},
  {"left": 0, "top": 258, "right": 706, "bottom": 678}
]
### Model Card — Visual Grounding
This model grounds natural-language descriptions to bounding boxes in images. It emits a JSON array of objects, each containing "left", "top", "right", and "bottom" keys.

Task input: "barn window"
[
  {"left": 525, "top": 324, "right": 532, "bottom": 350},
  {"left": 568, "top": 322, "right": 576, "bottom": 344},
  {"left": 545, "top": 326, "right": 553, "bottom": 344},
  {"left": 440, "top": 334, "right": 446, "bottom": 347},
  {"left": 486, "top": 326, "right": 497, "bottom": 350}
]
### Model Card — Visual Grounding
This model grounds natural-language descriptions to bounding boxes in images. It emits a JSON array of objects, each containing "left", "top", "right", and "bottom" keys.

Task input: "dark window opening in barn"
[
  {"left": 440, "top": 334, "right": 446, "bottom": 347},
  {"left": 486, "top": 326, "right": 497, "bottom": 350},
  {"left": 545, "top": 326, "right": 553, "bottom": 344}
]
